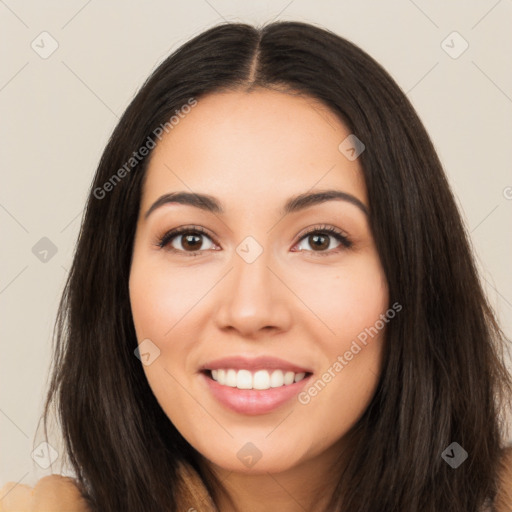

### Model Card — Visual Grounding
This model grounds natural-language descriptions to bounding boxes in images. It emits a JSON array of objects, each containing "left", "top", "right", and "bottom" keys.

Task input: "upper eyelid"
[{"left": 296, "top": 224, "right": 349, "bottom": 239}]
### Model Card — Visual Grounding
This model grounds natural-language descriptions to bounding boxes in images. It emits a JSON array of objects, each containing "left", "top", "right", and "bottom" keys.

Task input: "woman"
[{"left": 1, "top": 20, "right": 511, "bottom": 512}]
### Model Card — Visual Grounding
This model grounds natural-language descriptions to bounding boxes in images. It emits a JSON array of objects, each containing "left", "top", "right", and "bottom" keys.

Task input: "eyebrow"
[{"left": 144, "top": 189, "right": 369, "bottom": 219}]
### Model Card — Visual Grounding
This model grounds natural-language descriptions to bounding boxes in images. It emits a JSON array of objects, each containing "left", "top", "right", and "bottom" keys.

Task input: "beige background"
[{"left": 1, "top": 0, "right": 511, "bottom": 488}]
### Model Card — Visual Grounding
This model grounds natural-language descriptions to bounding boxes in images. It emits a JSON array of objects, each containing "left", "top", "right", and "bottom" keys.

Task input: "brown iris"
[
  {"left": 181, "top": 233, "right": 203, "bottom": 251},
  {"left": 308, "top": 233, "right": 329, "bottom": 251}
]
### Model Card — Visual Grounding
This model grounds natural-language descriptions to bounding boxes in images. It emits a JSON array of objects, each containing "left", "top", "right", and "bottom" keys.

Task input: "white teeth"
[
  {"left": 253, "top": 370, "right": 270, "bottom": 390},
  {"left": 226, "top": 369, "right": 237, "bottom": 387},
  {"left": 270, "top": 370, "right": 284, "bottom": 387},
  {"left": 236, "top": 369, "right": 252, "bottom": 389},
  {"left": 283, "top": 371, "right": 295, "bottom": 385},
  {"left": 209, "top": 369, "right": 309, "bottom": 390}
]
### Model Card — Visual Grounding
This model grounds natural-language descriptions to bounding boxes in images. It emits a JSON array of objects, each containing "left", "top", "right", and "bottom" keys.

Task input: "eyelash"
[{"left": 155, "top": 224, "right": 353, "bottom": 258}]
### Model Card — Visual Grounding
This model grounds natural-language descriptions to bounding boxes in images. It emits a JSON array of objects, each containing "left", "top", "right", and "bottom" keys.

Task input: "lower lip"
[{"left": 200, "top": 371, "right": 312, "bottom": 415}]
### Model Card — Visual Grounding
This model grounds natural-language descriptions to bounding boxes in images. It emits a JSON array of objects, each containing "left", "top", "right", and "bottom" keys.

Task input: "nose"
[{"left": 213, "top": 244, "right": 293, "bottom": 338}]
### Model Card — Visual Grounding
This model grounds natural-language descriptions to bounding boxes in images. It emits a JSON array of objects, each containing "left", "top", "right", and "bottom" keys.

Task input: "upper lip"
[{"left": 199, "top": 356, "right": 313, "bottom": 374}]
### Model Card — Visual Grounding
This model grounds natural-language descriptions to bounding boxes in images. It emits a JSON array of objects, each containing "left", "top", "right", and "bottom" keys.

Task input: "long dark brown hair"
[{"left": 39, "top": 20, "right": 512, "bottom": 511}]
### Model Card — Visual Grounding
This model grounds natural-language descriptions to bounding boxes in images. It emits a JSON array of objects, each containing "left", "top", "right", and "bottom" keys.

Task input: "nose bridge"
[
  {"left": 214, "top": 233, "right": 291, "bottom": 335},
  {"left": 230, "top": 234, "right": 276, "bottom": 311}
]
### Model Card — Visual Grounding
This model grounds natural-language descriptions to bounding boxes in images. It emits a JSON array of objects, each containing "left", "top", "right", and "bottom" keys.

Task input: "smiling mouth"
[{"left": 202, "top": 368, "right": 313, "bottom": 391}]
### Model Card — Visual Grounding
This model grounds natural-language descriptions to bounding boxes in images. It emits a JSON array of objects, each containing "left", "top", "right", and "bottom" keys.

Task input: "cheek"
[
  {"left": 293, "top": 254, "right": 388, "bottom": 342},
  {"left": 293, "top": 254, "right": 388, "bottom": 420},
  {"left": 129, "top": 257, "right": 208, "bottom": 397},
  {"left": 129, "top": 261, "right": 197, "bottom": 426},
  {"left": 298, "top": 317, "right": 387, "bottom": 445},
  {"left": 129, "top": 257, "right": 209, "bottom": 340}
]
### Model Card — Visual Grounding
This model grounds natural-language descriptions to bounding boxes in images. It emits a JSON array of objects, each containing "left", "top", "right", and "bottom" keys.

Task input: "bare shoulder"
[
  {"left": 495, "top": 445, "right": 512, "bottom": 512},
  {"left": 0, "top": 474, "right": 91, "bottom": 512}
]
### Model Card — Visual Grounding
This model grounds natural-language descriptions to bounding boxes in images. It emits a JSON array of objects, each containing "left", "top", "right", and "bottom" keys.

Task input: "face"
[{"left": 129, "top": 89, "right": 389, "bottom": 475}]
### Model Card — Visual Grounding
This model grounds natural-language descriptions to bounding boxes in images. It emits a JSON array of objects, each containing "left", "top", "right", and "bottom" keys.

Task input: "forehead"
[{"left": 141, "top": 89, "right": 367, "bottom": 214}]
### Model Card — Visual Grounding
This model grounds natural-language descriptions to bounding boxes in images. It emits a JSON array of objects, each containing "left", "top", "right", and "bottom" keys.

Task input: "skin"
[{"left": 129, "top": 89, "right": 389, "bottom": 512}]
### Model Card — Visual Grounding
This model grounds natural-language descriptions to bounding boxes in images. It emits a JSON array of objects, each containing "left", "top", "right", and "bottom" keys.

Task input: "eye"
[
  {"left": 293, "top": 225, "right": 352, "bottom": 256},
  {"left": 155, "top": 224, "right": 352, "bottom": 258},
  {"left": 156, "top": 225, "right": 217, "bottom": 257}
]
